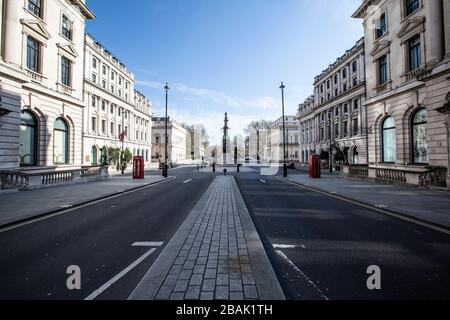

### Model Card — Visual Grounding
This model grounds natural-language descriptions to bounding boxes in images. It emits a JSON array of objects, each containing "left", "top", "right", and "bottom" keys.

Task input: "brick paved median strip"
[{"left": 129, "top": 176, "right": 285, "bottom": 300}]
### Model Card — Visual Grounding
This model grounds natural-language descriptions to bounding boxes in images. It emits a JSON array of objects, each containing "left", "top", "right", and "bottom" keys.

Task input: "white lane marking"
[
  {"left": 275, "top": 250, "right": 328, "bottom": 300},
  {"left": 259, "top": 179, "right": 266, "bottom": 183},
  {"left": 84, "top": 248, "right": 157, "bottom": 300},
  {"left": 273, "top": 244, "right": 307, "bottom": 249},
  {"left": 132, "top": 242, "right": 164, "bottom": 247},
  {"left": 0, "top": 177, "right": 176, "bottom": 234},
  {"left": 273, "top": 244, "right": 297, "bottom": 249},
  {"left": 182, "top": 179, "right": 192, "bottom": 184}
]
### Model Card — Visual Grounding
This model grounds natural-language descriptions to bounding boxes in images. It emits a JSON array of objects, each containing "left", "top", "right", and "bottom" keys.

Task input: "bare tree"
[{"left": 245, "top": 120, "right": 271, "bottom": 162}]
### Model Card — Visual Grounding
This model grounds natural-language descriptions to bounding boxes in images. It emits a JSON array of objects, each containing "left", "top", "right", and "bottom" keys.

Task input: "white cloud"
[
  {"left": 135, "top": 80, "right": 163, "bottom": 89},
  {"left": 135, "top": 79, "right": 285, "bottom": 144}
]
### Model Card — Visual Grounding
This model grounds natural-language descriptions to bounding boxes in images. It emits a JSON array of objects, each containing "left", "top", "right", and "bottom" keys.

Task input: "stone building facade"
[
  {"left": 265, "top": 116, "right": 300, "bottom": 163},
  {"left": 0, "top": 0, "right": 95, "bottom": 169},
  {"left": 298, "top": 37, "right": 367, "bottom": 166},
  {"left": 151, "top": 117, "right": 189, "bottom": 164},
  {"left": 353, "top": 0, "right": 450, "bottom": 187},
  {"left": 83, "top": 34, "right": 152, "bottom": 166}
]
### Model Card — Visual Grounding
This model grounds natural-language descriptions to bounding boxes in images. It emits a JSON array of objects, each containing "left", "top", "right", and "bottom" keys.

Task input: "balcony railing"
[
  {"left": 26, "top": 69, "right": 43, "bottom": 83},
  {"left": 375, "top": 82, "right": 390, "bottom": 94},
  {"left": 58, "top": 83, "right": 75, "bottom": 95},
  {"left": 403, "top": 67, "right": 426, "bottom": 82}
]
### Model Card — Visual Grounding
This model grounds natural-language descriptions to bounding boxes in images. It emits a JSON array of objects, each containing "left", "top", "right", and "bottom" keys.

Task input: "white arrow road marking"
[
  {"left": 84, "top": 241, "right": 163, "bottom": 300},
  {"left": 259, "top": 179, "right": 266, "bottom": 183},
  {"left": 132, "top": 242, "right": 164, "bottom": 247},
  {"left": 183, "top": 179, "right": 192, "bottom": 184}
]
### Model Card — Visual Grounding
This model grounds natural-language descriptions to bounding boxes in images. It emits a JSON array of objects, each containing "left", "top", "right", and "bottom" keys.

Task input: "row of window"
[
  {"left": 26, "top": 36, "right": 72, "bottom": 87},
  {"left": 90, "top": 117, "right": 148, "bottom": 142},
  {"left": 20, "top": 111, "right": 69, "bottom": 165},
  {"left": 381, "top": 108, "right": 427, "bottom": 164},
  {"left": 376, "top": 34, "right": 421, "bottom": 86},
  {"left": 91, "top": 57, "right": 131, "bottom": 100},
  {"left": 318, "top": 60, "right": 359, "bottom": 94},
  {"left": 375, "top": 0, "right": 421, "bottom": 41},
  {"left": 28, "top": 0, "right": 73, "bottom": 41}
]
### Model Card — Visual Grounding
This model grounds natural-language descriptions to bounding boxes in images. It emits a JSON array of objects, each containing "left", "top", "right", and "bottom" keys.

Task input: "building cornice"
[
  {"left": 314, "top": 37, "right": 365, "bottom": 84},
  {"left": 67, "top": 0, "right": 96, "bottom": 20},
  {"left": 352, "top": 0, "right": 380, "bottom": 19}
]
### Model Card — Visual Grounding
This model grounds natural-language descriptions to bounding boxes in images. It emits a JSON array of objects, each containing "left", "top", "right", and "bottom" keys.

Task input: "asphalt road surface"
[
  {"left": 0, "top": 166, "right": 214, "bottom": 300},
  {"left": 234, "top": 168, "right": 450, "bottom": 300},
  {"left": 1, "top": 165, "right": 449, "bottom": 300}
]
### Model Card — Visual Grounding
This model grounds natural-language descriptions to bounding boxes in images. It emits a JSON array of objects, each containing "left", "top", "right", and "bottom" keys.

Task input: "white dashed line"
[{"left": 132, "top": 242, "right": 164, "bottom": 247}]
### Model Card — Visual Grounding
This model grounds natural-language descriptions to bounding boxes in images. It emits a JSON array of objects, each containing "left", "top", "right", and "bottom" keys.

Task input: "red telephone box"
[
  {"left": 309, "top": 154, "right": 321, "bottom": 178},
  {"left": 133, "top": 156, "right": 145, "bottom": 179}
]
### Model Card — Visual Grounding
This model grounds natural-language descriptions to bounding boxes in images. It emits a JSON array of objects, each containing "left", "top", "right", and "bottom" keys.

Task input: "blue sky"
[{"left": 86, "top": 0, "right": 363, "bottom": 144}]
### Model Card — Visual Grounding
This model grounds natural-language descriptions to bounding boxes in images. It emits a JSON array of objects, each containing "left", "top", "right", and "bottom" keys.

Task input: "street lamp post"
[
  {"left": 280, "top": 82, "right": 287, "bottom": 177},
  {"left": 163, "top": 83, "right": 169, "bottom": 178},
  {"left": 329, "top": 110, "right": 333, "bottom": 174}
]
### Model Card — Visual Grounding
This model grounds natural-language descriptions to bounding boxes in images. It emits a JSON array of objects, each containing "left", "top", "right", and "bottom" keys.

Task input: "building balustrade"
[
  {"left": 403, "top": 67, "right": 426, "bottom": 82},
  {"left": 375, "top": 82, "right": 390, "bottom": 94},
  {"left": 58, "top": 83, "right": 75, "bottom": 95},
  {"left": 0, "top": 166, "right": 110, "bottom": 191},
  {"left": 26, "top": 69, "right": 44, "bottom": 83},
  {"left": 375, "top": 168, "right": 407, "bottom": 183}
]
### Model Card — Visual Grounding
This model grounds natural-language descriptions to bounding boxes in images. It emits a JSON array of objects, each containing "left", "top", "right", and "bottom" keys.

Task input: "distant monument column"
[{"left": 222, "top": 113, "right": 230, "bottom": 166}]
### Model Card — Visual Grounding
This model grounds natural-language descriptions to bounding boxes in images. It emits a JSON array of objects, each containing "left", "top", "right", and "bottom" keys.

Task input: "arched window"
[
  {"left": 412, "top": 108, "right": 428, "bottom": 164},
  {"left": 155, "top": 135, "right": 160, "bottom": 144},
  {"left": 20, "top": 110, "right": 38, "bottom": 166},
  {"left": 54, "top": 118, "right": 68, "bottom": 164},
  {"left": 353, "top": 146, "right": 359, "bottom": 164},
  {"left": 382, "top": 116, "right": 396, "bottom": 162},
  {"left": 91, "top": 146, "right": 98, "bottom": 165}
]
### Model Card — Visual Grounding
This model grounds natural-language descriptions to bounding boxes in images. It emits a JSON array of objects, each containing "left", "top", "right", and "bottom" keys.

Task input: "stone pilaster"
[
  {"left": 444, "top": 0, "right": 450, "bottom": 58},
  {"left": 425, "top": 0, "right": 445, "bottom": 64},
  {"left": 3, "top": 0, "right": 22, "bottom": 67}
]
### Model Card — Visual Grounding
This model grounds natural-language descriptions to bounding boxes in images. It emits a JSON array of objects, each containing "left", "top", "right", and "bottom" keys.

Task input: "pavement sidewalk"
[
  {"left": 285, "top": 173, "right": 450, "bottom": 229},
  {"left": 0, "top": 174, "right": 169, "bottom": 227},
  {"left": 129, "top": 175, "right": 284, "bottom": 300}
]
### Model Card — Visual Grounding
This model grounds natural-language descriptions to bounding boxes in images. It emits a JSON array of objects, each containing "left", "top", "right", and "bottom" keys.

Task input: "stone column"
[
  {"left": 444, "top": 0, "right": 450, "bottom": 57},
  {"left": 3, "top": 0, "right": 22, "bottom": 66},
  {"left": 425, "top": 0, "right": 445, "bottom": 63}
]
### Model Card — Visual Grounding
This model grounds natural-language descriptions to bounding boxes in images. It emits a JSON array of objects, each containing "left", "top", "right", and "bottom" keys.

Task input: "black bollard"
[
  {"left": 237, "top": 164, "right": 240, "bottom": 173},
  {"left": 223, "top": 169, "right": 227, "bottom": 176},
  {"left": 213, "top": 163, "right": 216, "bottom": 173}
]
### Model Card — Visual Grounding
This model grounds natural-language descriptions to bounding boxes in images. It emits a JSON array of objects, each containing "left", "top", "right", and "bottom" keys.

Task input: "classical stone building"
[
  {"left": 298, "top": 37, "right": 367, "bottom": 166},
  {"left": 353, "top": 0, "right": 450, "bottom": 187},
  {"left": 265, "top": 116, "right": 300, "bottom": 163},
  {"left": 83, "top": 34, "right": 152, "bottom": 167},
  {"left": 152, "top": 117, "right": 189, "bottom": 164},
  {"left": 0, "top": 0, "right": 95, "bottom": 169}
]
